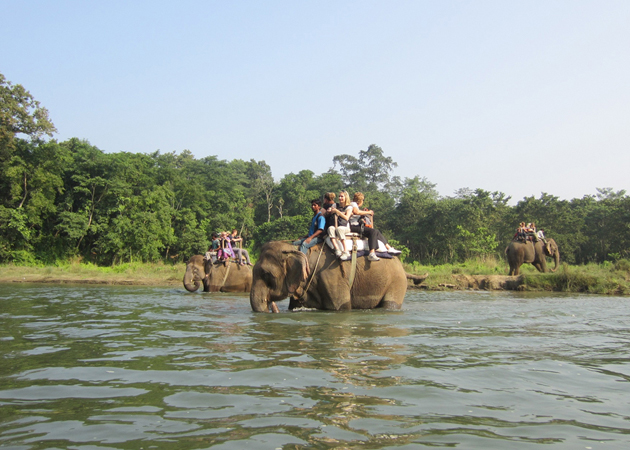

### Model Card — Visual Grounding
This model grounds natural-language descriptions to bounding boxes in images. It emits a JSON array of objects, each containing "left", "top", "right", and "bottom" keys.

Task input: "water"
[{"left": 1, "top": 283, "right": 629, "bottom": 449}]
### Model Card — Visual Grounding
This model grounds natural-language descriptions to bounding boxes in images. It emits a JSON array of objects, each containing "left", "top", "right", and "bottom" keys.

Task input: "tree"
[
  {"left": 595, "top": 187, "right": 627, "bottom": 201},
  {"left": 247, "top": 160, "right": 275, "bottom": 223},
  {"left": 0, "top": 139, "right": 71, "bottom": 261},
  {"left": 0, "top": 72, "right": 56, "bottom": 157},
  {"left": 275, "top": 170, "right": 322, "bottom": 218},
  {"left": 332, "top": 144, "right": 397, "bottom": 192},
  {"left": 580, "top": 191, "right": 630, "bottom": 263},
  {"left": 457, "top": 226, "right": 497, "bottom": 261},
  {"left": 0, "top": 73, "right": 62, "bottom": 262},
  {"left": 57, "top": 139, "right": 113, "bottom": 251}
]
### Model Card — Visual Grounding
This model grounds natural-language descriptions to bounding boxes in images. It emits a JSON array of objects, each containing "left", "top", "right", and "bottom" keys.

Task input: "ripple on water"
[{"left": 1, "top": 284, "right": 629, "bottom": 449}]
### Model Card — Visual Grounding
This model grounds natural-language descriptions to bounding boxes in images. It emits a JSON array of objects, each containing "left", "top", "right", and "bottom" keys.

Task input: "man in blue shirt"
[{"left": 294, "top": 199, "right": 326, "bottom": 254}]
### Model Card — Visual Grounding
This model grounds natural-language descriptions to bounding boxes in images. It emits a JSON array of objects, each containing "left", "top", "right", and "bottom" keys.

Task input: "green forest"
[{"left": 2, "top": 72, "right": 629, "bottom": 267}]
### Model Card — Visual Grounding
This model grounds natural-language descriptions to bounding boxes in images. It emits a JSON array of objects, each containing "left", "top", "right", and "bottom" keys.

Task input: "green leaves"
[
  {"left": 1, "top": 69, "right": 629, "bottom": 267},
  {"left": 333, "top": 144, "right": 397, "bottom": 192},
  {"left": 0, "top": 72, "right": 56, "bottom": 160}
]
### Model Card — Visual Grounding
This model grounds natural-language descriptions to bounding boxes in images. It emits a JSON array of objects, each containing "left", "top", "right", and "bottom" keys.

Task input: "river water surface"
[{"left": 1, "top": 283, "right": 629, "bottom": 449}]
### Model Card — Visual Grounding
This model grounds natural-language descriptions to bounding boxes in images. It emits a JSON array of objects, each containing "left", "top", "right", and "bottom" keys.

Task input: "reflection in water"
[{"left": 0, "top": 284, "right": 629, "bottom": 448}]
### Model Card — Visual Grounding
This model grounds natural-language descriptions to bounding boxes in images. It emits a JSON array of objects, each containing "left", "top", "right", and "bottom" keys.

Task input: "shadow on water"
[{"left": 1, "top": 283, "right": 629, "bottom": 449}]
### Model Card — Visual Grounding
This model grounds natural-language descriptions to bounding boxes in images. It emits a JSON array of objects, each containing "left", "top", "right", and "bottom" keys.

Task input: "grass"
[
  {"left": 521, "top": 262, "right": 630, "bottom": 295},
  {"left": 0, "top": 259, "right": 185, "bottom": 286},
  {"left": 403, "top": 257, "right": 630, "bottom": 295}
]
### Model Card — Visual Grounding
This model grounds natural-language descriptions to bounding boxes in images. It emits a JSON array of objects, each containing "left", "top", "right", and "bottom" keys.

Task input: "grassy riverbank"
[
  {"left": 0, "top": 260, "right": 185, "bottom": 286},
  {"left": 403, "top": 258, "right": 630, "bottom": 295},
  {"left": 1, "top": 258, "right": 629, "bottom": 294}
]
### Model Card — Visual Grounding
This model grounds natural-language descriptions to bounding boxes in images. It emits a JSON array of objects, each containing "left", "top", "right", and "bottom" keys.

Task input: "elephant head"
[
  {"left": 250, "top": 242, "right": 310, "bottom": 312},
  {"left": 544, "top": 238, "right": 560, "bottom": 272},
  {"left": 183, "top": 255, "right": 208, "bottom": 292}
]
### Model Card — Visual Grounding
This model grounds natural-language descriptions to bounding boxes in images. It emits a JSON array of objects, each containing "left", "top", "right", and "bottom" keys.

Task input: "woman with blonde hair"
[
  {"left": 328, "top": 190, "right": 354, "bottom": 259},
  {"left": 350, "top": 192, "right": 400, "bottom": 261}
]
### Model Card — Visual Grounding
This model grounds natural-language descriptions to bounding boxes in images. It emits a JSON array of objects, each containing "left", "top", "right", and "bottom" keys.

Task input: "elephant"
[
  {"left": 505, "top": 238, "right": 560, "bottom": 276},
  {"left": 249, "top": 241, "right": 410, "bottom": 312},
  {"left": 183, "top": 254, "right": 252, "bottom": 293}
]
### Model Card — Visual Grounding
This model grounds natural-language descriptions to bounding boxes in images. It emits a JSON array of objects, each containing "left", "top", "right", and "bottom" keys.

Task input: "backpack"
[{"left": 360, "top": 213, "right": 373, "bottom": 228}]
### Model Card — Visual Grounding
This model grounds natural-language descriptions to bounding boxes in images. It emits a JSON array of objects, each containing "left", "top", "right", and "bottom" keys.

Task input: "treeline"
[
  {"left": 2, "top": 73, "right": 629, "bottom": 266},
  {"left": 2, "top": 138, "right": 629, "bottom": 266}
]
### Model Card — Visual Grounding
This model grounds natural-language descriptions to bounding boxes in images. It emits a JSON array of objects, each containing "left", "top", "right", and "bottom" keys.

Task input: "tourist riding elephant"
[
  {"left": 505, "top": 238, "right": 560, "bottom": 276},
  {"left": 183, "top": 255, "right": 252, "bottom": 293},
  {"left": 250, "top": 241, "right": 409, "bottom": 312}
]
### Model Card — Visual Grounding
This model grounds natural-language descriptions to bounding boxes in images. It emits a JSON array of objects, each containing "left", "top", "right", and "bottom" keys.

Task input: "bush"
[
  {"left": 10, "top": 250, "right": 39, "bottom": 266},
  {"left": 614, "top": 259, "right": 630, "bottom": 272}
]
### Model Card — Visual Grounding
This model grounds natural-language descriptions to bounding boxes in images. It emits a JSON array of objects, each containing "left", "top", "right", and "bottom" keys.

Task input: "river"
[{"left": 1, "top": 283, "right": 629, "bottom": 449}]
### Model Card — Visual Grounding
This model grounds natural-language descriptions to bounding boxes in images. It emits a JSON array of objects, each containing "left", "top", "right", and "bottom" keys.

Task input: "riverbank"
[
  {"left": 403, "top": 259, "right": 630, "bottom": 295},
  {"left": 0, "top": 262, "right": 184, "bottom": 287},
  {"left": 1, "top": 259, "right": 629, "bottom": 294}
]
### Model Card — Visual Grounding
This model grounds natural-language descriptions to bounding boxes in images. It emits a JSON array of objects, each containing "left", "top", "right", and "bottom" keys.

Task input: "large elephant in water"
[
  {"left": 183, "top": 255, "right": 252, "bottom": 293},
  {"left": 250, "top": 241, "right": 410, "bottom": 312},
  {"left": 505, "top": 239, "right": 560, "bottom": 276}
]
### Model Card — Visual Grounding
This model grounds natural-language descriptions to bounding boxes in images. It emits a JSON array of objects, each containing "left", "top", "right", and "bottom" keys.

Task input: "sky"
[{"left": 2, "top": 0, "right": 629, "bottom": 203}]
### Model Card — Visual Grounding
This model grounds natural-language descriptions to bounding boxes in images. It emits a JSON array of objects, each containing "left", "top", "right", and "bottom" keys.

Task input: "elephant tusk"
[{"left": 270, "top": 301, "right": 280, "bottom": 313}]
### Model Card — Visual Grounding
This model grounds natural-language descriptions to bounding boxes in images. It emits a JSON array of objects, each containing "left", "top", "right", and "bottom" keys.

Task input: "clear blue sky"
[{"left": 3, "top": 0, "right": 629, "bottom": 202}]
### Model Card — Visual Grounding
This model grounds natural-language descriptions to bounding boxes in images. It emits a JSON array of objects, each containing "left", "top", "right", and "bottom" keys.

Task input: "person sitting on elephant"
[
  {"left": 328, "top": 190, "right": 354, "bottom": 260},
  {"left": 322, "top": 192, "right": 337, "bottom": 235},
  {"left": 216, "top": 231, "right": 235, "bottom": 263},
  {"left": 512, "top": 227, "right": 520, "bottom": 241},
  {"left": 205, "top": 232, "right": 220, "bottom": 262},
  {"left": 228, "top": 229, "right": 252, "bottom": 266},
  {"left": 293, "top": 199, "right": 326, "bottom": 255},
  {"left": 526, "top": 223, "right": 539, "bottom": 242},
  {"left": 350, "top": 192, "right": 400, "bottom": 261},
  {"left": 204, "top": 245, "right": 217, "bottom": 263},
  {"left": 513, "top": 222, "right": 527, "bottom": 242},
  {"left": 211, "top": 232, "right": 220, "bottom": 250},
  {"left": 537, "top": 227, "right": 547, "bottom": 245}
]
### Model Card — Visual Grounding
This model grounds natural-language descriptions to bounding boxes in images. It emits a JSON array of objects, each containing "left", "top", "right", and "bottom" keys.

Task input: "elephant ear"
[
  {"left": 282, "top": 251, "right": 310, "bottom": 295},
  {"left": 204, "top": 259, "right": 213, "bottom": 275}
]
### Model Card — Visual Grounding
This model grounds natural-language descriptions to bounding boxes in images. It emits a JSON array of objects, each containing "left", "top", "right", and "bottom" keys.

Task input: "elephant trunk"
[
  {"left": 183, "top": 266, "right": 200, "bottom": 292},
  {"left": 250, "top": 279, "right": 272, "bottom": 312},
  {"left": 551, "top": 249, "right": 560, "bottom": 272}
]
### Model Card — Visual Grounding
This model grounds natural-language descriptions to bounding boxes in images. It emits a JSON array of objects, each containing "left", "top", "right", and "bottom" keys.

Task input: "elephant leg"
[
  {"left": 378, "top": 283, "right": 405, "bottom": 310},
  {"left": 316, "top": 270, "right": 352, "bottom": 310},
  {"left": 380, "top": 300, "right": 403, "bottom": 310},
  {"left": 335, "top": 301, "right": 352, "bottom": 311},
  {"left": 206, "top": 281, "right": 221, "bottom": 292}
]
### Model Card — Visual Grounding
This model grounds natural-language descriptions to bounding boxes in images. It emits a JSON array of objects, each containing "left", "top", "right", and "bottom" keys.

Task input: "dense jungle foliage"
[{"left": 2, "top": 72, "right": 629, "bottom": 266}]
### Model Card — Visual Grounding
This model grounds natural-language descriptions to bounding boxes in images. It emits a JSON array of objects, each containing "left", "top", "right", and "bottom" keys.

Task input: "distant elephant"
[
  {"left": 505, "top": 238, "right": 560, "bottom": 276},
  {"left": 183, "top": 255, "right": 252, "bottom": 293},
  {"left": 250, "top": 241, "right": 409, "bottom": 312}
]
